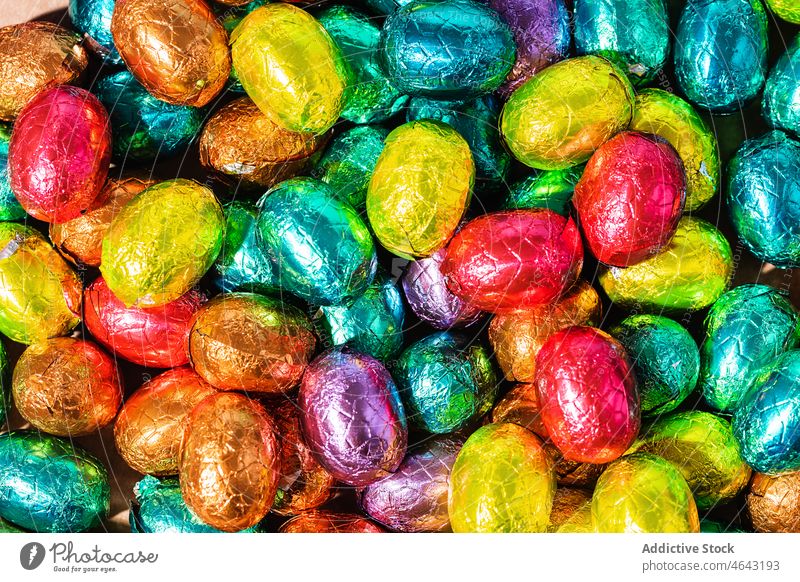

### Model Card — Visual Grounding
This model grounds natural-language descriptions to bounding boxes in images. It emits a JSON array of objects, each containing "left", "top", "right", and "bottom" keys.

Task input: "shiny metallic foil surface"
[
  {"left": 503, "top": 165, "right": 583, "bottom": 215},
  {"left": 179, "top": 392, "right": 280, "bottom": 532},
  {"left": 0, "top": 342, "right": 9, "bottom": 427},
  {"left": 548, "top": 487, "right": 593, "bottom": 533},
  {"left": 767, "top": 0, "right": 800, "bottom": 23},
  {"left": 546, "top": 444, "right": 606, "bottom": 488},
  {"left": 763, "top": 35, "right": 800, "bottom": 135},
  {"left": 12, "top": 337, "right": 122, "bottom": 437},
  {"left": 491, "top": 383, "right": 548, "bottom": 437},
  {"left": 111, "top": 0, "right": 231, "bottom": 107},
  {"left": 747, "top": 472, "right": 800, "bottom": 533},
  {"left": 69, "top": 0, "right": 121, "bottom": 63},
  {"left": 0, "top": 431, "right": 110, "bottom": 532},
  {"left": 0, "top": 122, "right": 25, "bottom": 221},
  {"left": 0, "top": 21, "right": 87, "bottom": 121},
  {"left": 280, "top": 510, "right": 384, "bottom": 533},
  {"left": 114, "top": 367, "right": 216, "bottom": 476}
]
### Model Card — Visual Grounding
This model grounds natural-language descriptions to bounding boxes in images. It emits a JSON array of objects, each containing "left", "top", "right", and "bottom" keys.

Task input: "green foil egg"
[
  {"left": 0, "top": 431, "right": 110, "bottom": 532},
  {"left": 700, "top": 285, "right": 800, "bottom": 413},
  {"left": 502, "top": 166, "right": 583, "bottom": 216},
  {"left": 767, "top": 0, "right": 800, "bottom": 23},
  {"left": 763, "top": 34, "right": 800, "bottom": 135},
  {"left": 0, "top": 123, "right": 24, "bottom": 221}
]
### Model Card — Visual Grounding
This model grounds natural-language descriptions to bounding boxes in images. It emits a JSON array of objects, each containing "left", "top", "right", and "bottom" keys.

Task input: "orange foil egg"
[
  {"left": 179, "top": 392, "right": 281, "bottom": 532},
  {"left": 12, "top": 337, "right": 122, "bottom": 437},
  {"left": 111, "top": 0, "right": 231, "bottom": 107},
  {"left": 280, "top": 511, "right": 385, "bottom": 533}
]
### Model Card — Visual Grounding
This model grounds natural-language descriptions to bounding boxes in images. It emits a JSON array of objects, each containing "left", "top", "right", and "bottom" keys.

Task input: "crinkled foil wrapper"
[
  {"left": 747, "top": 471, "right": 800, "bottom": 533},
  {"left": 69, "top": 0, "right": 121, "bottom": 63},
  {"left": 764, "top": 35, "right": 800, "bottom": 133},
  {"left": 547, "top": 487, "right": 592, "bottom": 533},
  {"left": 280, "top": 511, "right": 384, "bottom": 533}
]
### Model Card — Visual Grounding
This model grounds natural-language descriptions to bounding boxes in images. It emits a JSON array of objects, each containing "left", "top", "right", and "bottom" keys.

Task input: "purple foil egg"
[
  {"left": 358, "top": 435, "right": 463, "bottom": 532},
  {"left": 299, "top": 348, "right": 408, "bottom": 487},
  {"left": 402, "top": 249, "right": 484, "bottom": 330}
]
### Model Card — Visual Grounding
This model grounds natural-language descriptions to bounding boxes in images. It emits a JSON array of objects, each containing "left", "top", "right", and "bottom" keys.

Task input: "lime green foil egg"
[
  {"left": 448, "top": 423, "right": 555, "bottom": 532},
  {"left": 767, "top": 0, "right": 800, "bottom": 23},
  {"left": 101, "top": 179, "right": 224, "bottom": 308},
  {"left": 503, "top": 165, "right": 583, "bottom": 216}
]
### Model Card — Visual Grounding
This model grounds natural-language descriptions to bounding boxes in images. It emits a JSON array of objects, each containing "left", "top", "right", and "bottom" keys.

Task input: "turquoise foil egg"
[
  {"left": 69, "top": 0, "right": 121, "bottom": 64},
  {"left": 700, "top": 285, "right": 800, "bottom": 413},
  {"left": 728, "top": 130, "right": 800, "bottom": 267},
  {"left": 214, "top": 201, "right": 277, "bottom": 294},
  {"left": 763, "top": 35, "right": 800, "bottom": 135},
  {"left": 674, "top": 0, "right": 768, "bottom": 113},
  {"left": 0, "top": 123, "right": 24, "bottom": 221},
  {"left": 0, "top": 432, "right": 110, "bottom": 532},
  {"left": 502, "top": 166, "right": 584, "bottom": 216},
  {"left": 574, "top": 0, "right": 669, "bottom": 86},
  {"left": 256, "top": 178, "right": 377, "bottom": 306}
]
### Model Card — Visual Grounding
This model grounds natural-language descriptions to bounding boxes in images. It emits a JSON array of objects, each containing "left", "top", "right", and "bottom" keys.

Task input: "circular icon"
[{"left": 20, "top": 542, "right": 45, "bottom": 570}]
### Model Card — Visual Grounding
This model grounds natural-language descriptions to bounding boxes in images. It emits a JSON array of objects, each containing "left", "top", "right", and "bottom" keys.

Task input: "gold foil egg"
[{"left": 747, "top": 472, "right": 800, "bottom": 533}]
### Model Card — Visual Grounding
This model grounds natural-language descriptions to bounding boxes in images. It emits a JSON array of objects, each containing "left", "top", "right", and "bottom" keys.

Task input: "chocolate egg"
[
  {"left": 448, "top": 423, "right": 555, "bottom": 532},
  {"left": 700, "top": 285, "right": 799, "bottom": 413},
  {"left": 574, "top": 131, "right": 685, "bottom": 267},
  {"left": 0, "top": 22, "right": 88, "bottom": 121},
  {"left": 600, "top": 217, "right": 733, "bottom": 311},
  {"left": 231, "top": 4, "right": 350, "bottom": 134},
  {"left": 491, "top": 383, "right": 548, "bottom": 437},
  {"left": 280, "top": 511, "right": 384, "bottom": 533},
  {"left": 188, "top": 293, "right": 316, "bottom": 393},
  {"left": 733, "top": 350, "right": 800, "bottom": 474},
  {"left": 631, "top": 89, "right": 720, "bottom": 211},
  {"left": 0, "top": 123, "right": 24, "bottom": 221},
  {"left": 112, "top": 0, "right": 230, "bottom": 107},
  {"left": 13, "top": 338, "right": 122, "bottom": 437},
  {"left": 548, "top": 487, "right": 593, "bottom": 533},
  {"left": 610, "top": 315, "right": 699, "bottom": 416},
  {"left": 763, "top": 35, "right": 800, "bottom": 135},
  {"left": 216, "top": 1, "right": 270, "bottom": 96},
  {"left": 69, "top": 0, "right": 120, "bottom": 63},
  {"left": 535, "top": 326, "right": 640, "bottom": 464},
  {"left": 380, "top": 0, "right": 515, "bottom": 98},
  {"left": 766, "top": 0, "right": 800, "bottom": 23},
  {"left": 367, "top": 120, "right": 473, "bottom": 259},
  {"left": 442, "top": 210, "right": 583, "bottom": 313},
  {"left": 9, "top": 86, "right": 110, "bottom": 223},
  {"left": 214, "top": 201, "right": 277, "bottom": 294},
  {"left": 674, "top": 0, "right": 768, "bottom": 112},
  {"left": 503, "top": 166, "right": 583, "bottom": 216},
  {"left": 592, "top": 452, "right": 699, "bottom": 533},
  {"left": 114, "top": 367, "right": 217, "bottom": 476},
  {"left": 299, "top": 348, "right": 407, "bottom": 486},
  {"left": 179, "top": 392, "right": 280, "bottom": 532},
  {"left": 747, "top": 472, "right": 800, "bottom": 533},
  {"left": 501, "top": 56, "right": 634, "bottom": 170},
  {"left": 101, "top": 179, "right": 224, "bottom": 307},
  {"left": 256, "top": 178, "right": 377, "bottom": 305},
  {"left": 0, "top": 223, "right": 81, "bottom": 345},
  {"left": 0, "top": 431, "right": 109, "bottom": 532}
]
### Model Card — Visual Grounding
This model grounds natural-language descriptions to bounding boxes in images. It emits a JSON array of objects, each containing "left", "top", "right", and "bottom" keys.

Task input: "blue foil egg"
[
  {"left": 763, "top": 35, "right": 800, "bottom": 136},
  {"left": 380, "top": 0, "right": 516, "bottom": 99},
  {"left": 69, "top": 0, "right": 121, "bottom": 64},
  {"left": 502, "top": 166, "right": 583, "bottom": 215},
  {"left": 674, "top": 0, "right": 768, "bottom": 113},
  {"left": 214, "top": 201, "right": 277, "bottom": 294},
  {"left": 734, "top": 350, "right": 800, "bottom": 474},
  {"left": 0, "top": 122, "right": 24, "bottom": 221},
  {"left": 728, "top": 130, "right": 800, "bottom": 267}
]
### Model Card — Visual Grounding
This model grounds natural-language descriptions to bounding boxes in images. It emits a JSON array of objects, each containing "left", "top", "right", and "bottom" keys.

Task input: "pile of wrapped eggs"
[{"left": 0, "top": 0, "right": 798, "bottom": 535}]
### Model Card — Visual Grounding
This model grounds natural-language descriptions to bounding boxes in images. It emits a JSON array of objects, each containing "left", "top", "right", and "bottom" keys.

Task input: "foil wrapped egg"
[
  {"left": 442, "top": 210, "right": 583, "bottom": 313},
  {"left": 280, "top": 511, "right": 384, "bottom": 533},
  {"left": 631, "top": 88, "right": 720, "bottom": 212},
  {"left": 574, "top": 131, "right": 685, "bottom": 267},
  {"left": 257, "top": 178, "right": 377, "bottom": 305},
  {"left": 12, "top": 337, "right": 122, "bottom": 437},
  {"left": 0, "top": 431, "right": 109, "bottom": 532},
  {"left": 700, "top": 285, "right": 799, "bottom": 413},
  {"left": 114, "top": 367, "right": 217, "bottom": 476},
  {"left": 592, "top": 452, "right": 700, "bottom": 533},
  {"left": 0, "top": 122, "right": 25, "bottom": 221},
  {"left": 299, "top": 348, "right": 408, "bottom": 487},
  {"left": 0, "top": 223, "right": 81, "bottom": 345},
  {"left": 199, "top": 97, "right": 327, "bottom": 189},
  {"left": 747, "top": 472, "right": 800, "bottom": 533},
  {"left": 0, "top": 341, "right": 9, "bottom": 426},
  {"left": 380, "top": 0, "right": 516, "bottom": 99},
  {"left": 600, "top": 216, "right": 733, "bottom": 311},
  {"left": 535, "top": 326, "right": 640, "bottom": 464},
  {"left": 766, "top": 0, "right": 800, "bottom": 23},
  {"left": 0, "top": 21, "right": 88, "bottom": 121},
  {"left": 214, "top": 201, "right": 277, "bottom": 294},
  {"left": 9, "top": 85, "right": 111, "bottom": 223},
  {"left": 674, "top": 0, "right": 768, "bottom": 113},
  {"left": 448, "top": 422, "right": 555, "bottom": 532},
  {"left": 188, "top": 293, "right": 316, "bottom": 393},
  {"left": 69, "top": 0, "right": 120, "bottom": 63},
  {"left": 179, "top": 392, "right": 281, "bottom": 532},
  {"left": 501, "top": 56, "right": 634, "bottom": 170},
  {"left": 112, "top": 0, "right": 231, "bottom": 107},
  {"left": 491, "top": 383, "right": 548, "bottom": 436},
  {"left": 548, "top": 488, "right": 593, "bottom": 533},
  {"left": 763, "top": 35, "right": 800, "bottom": 135},
  {"left": 503, "top": 166, "right": 583, "bottom": 215},
  {"left": 733, "top": 350, "right": 800, "bottom": 474},
  {"left": 728, "top": 131, "right": 800, "bottom": 267},
  {"left": 216, "top": 1, "right": 270, "bottom": 96},
  {"left": 101, "top": 179, "right": 224, "bottom": 307},
  {"left": 367, "top": 120, "right": 473, "bottom": 259},
  {"left": 546, "top": 445, "right": 607, "bottom": 488},
  {"left": 231, "top": 4, "right": 351, "bottom": 134},
  {"left": 610, "top": 315, "right": 699, "bottom": 417}
]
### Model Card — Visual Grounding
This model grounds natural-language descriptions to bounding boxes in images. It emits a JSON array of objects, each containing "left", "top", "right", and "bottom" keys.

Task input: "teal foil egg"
[
  {"left": 574, "top": 0, "right": 669, "bottom": 86},
  {"left": 502, "top": 166, "right": 583, "bottom": 216},
  {"left": 728, "top": 131, "right": 800, "bottom": 267},
  {"left": 0, "top": 123, "right": 24, "bottom": 221},
  {"left": 95, "top": 70, "right": 205, "bottom": 162},
  {"left": 395, "top": 332, "right": 498, "bottom": 433},
  {"left": 700, "top": 285, "right": 800, "bottom": 413},
  {"left": 318, "top": 5, "right": 408, "bottom": 124},
  {"left": 214, "top": 201, "right": 277, "bottom": 294},
  {"left": 317, "top": 274, "right": 404, "bottom": 361},
  {"left": 0, "top": 431, "right": 110, "bottom": 532},
  {"left": 256, "top": 178, "right": 377, "bottom": 306},
  {"left": 763, "top": 35, "right": 800, "bottom": 135},
  {"left": 674, "top": 0, "right": 768, "bottom": 113},
  {"left": 69, "top": 0, "right": 121, "bottom": 64},
  {"left": 734, "top": 350, "right": 800, "bottom": 473},
  {"left": 610, "top": 315, "right": 699, "bottom": 417}
]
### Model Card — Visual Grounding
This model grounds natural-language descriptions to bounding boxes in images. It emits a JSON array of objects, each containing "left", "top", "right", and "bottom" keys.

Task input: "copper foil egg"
[
  {"left": 280, "top": 511, "right": 385, "bottom": 533},
  {"left": 747, "top": 472, "right": 800, "bottom": 533}
]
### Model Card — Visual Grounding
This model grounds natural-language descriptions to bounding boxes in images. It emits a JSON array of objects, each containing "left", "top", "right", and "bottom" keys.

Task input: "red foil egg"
[
  {"left": 279, "top": 511, "right": 384, "bottom": 533},
  {"left": 441, "top": 210, "right": 583, "bottom": 313},
  {"left": 535, "top": 326, "right": 640, "bottom": 464},
  {"left": 573, "top": 131, "right": 686, "bottom": 267},
  {"left": 9, "top": 85, "right": 111, "bottom": 223}
]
